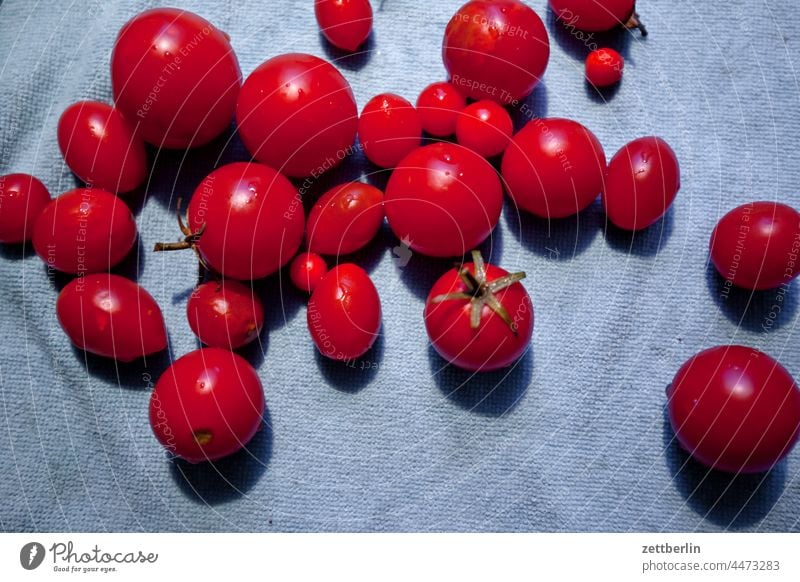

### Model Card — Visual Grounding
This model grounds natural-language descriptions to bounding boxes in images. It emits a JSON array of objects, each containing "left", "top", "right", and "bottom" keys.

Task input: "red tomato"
[
  {"left": 149, "top": 348, "right": 265, "bottom": 463},
  {"left": 585, "top": 48, "right": 624, "bottom": 88},
  {"left": 416, "top": 82, "right": 466, "bottom": 137},
  {"left": 290, "top": 252, "right": 328, "bottom": 293},
  {"left": 57, "top": 101, "right": 147, "bottom": 193},
  {"left": 307, "top": 264, "right": 381, "bottom": 360},
  {"left": 111, "top": 8, "right": 241, "bottom": 148},
  {"left": 710, "top": 202, "right": 800, "bottom": 290},
  {"left": 187, "top": 280, "right": 264, "bottom": 350},
  {"left": 236, "top": 53, "right": 358, "bottom": 178},
  {"left": 668, "top": 345, "right": 800, "bottom": 473},
  {"left": 425, "top": 250, "right": 532, "bottom": 372},
  {"left": 314, "top": 0, "right": 373, "bottom": 52},
  {"left": 549, "top": 0, "right": 637, "bottom": 32},
  {"left": 602, "top": 136, "right": 680, "bottom": 231},
  {"left": 32, "top": 188, "right": 137, "bottom": 274},
  {"left": 502, "top": 117, "right": 606, "bottom": 218},
  {"left": 385, "top": 142, "right": 503, "bottom": 257},
  {"left": 307, "top": 182, "right": 384, "bottom": 255},
  {"left": 455, "top": 100, "right": 513, "bottom": 158},
  {"left": 443, "top": 0, "right": 550, "bottom": 103},
  {"left": 358, "top": 93, "right": 422, "bottom": 169},
  {"left": 56, "top": 274, "right": 167, "bottom": 362},
  {"left": 0, "top": 173, "right": 51, "bottom": 243}
]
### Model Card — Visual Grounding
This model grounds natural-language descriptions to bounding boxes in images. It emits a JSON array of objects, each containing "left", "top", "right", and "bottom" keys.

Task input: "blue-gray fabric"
[{"left": 1, "top": 0, "right": 799, "bottom": 532}]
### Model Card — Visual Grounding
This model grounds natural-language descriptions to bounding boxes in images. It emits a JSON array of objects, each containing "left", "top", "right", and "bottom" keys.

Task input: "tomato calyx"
[
  {"left": 153, "top": 198, "right": 208, "bottom": 271},
  {"left": 625, "top": 11, "right": 648, "bottom": 36},
  {"left": 432, "top": 250, "right": 526, "bottom": 334}
]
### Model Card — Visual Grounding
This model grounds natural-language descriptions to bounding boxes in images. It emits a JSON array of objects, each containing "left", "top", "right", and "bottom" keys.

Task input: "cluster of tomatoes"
[{"left": 0, "top": 0, "right": 799, "bottom": 476}]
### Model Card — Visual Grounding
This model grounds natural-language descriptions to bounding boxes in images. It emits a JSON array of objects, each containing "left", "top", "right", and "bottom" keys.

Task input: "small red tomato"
[
  {"left": 358, "top": 93, "right": 422, "bottom": 169},
  {"left": 549, "top": 0, "right": 640, "bottom": 33},
  {"left": 111, "top": 8, "right": 241, "bottom": 148},
  {"left": 385, "top": 142, "right": 503, "bottom": 257},
  {"left": 149, "top": 348, "right": 265, "bottom": 463},
  {"left": 0, "top": 173, "right": 51, "bottom": 243},
  {"left": 57, "top": 101, "right": 147, "bottom": 193},
  {"left": 668, "top": 345, "right": 800, "bottom": 473},
  {"left": 236, "top": 53, "right": 358, "bottom": 178},
  {"left": 455, "top": 100, "right": 513, "bottom": 158},
  {"left": 307, "top": 182, "right": 384, "bottom": 255},
  {"left": 602, "top": 136, "right": 680, "bottom": 231},
  {"left": 187, "top": 280, "right": 264, "bottom": 350},
  {"left": 502, "top": 117, "right": 606, "bottom": 218},
  {"left": 585, "top": 48, "right": 624, "bottom": 88},
  {"left": 710, "top": 202, "right": 800, "bottom": 290},
  {"left": 443, "top": 0, "right": 550, "bottom": 103},
  {"left": 425, "top": 250, "right": 532, "bottom": 372},
  {"left": 290, "top": 252, "right": 329, "bottom": 293},
  {"left": 33, "top": 188, "right": 137, "bottom": 274},
  {"left": 314, "top": 0, "right": 373, "bottom": 52},
  {"left": 307, "top": 264, "right": 381, "bottom": 360},
  {"left": 416, "top": 82, "right": 467, "bottom": 137},
  {"left": 56, "top": 274, "right": 167, "bottom": 362}
]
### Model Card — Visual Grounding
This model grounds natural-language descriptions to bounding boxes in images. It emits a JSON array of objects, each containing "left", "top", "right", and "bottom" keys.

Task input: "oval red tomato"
[
  {"left": 455, "top": 100, "right": 513, "bottom": 158},
  {"left": 416, "top": 82, "right": 466, "bottom": 137},
  {"left": 307, "top": 182, "right": 384, "bottom": 256},
  {"left": 314, "top": 0, "right": 373, "bottom": 52},
  {"left": 0, "top": 173, "right": 51, "bottom": 243},
  {"left": 187, "top": 280, "right": 264, "bottom": 350},
  {"left": 358, "top": 93, "right": 422, "bottom": 169}
]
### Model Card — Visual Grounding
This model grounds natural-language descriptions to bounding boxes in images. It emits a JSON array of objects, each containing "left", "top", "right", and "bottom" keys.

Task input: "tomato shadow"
[
  {"left": 328, "top": 222, "right": 393, "bottom": 275},
  {"left": 43, "top": 237, "right": 148, "bottom": 293},
  {"left": 661, "top": 407, "right": 786, "bottom": 528},
  {"left": 585, "top": 80, "right": 622, "bottom": 104},
  {"left": 316, "top": 331, "right": 384, "bottom": 393},
  {"left": 602, "top": 209, "right": 674, "bottom": 257},
  {"left": 169, "top": 407, "right": 273, "bottom": 505},
  {"left": 72, "top": 335, "right": 174, "bottom": 391},
  {"left": 255, "top": 271, "right": 305, "bottom": 332},
  {"left": 428, "top": 346, "right": 533, "bottom": 417},
  {"left": 705, "top": 264, "right": 798, "bottom": 333},
  {"left": 320, "top": 33, "right": 376, "bottom": 72},
  {"left": 545, "top": 8, "right": 637, "bottom": 64},
  {"left": 0, "top": 241, "right": 36, "bottom": 261},
  {"left": 510, "top": 82, "right": 549, "bottom": 132}
]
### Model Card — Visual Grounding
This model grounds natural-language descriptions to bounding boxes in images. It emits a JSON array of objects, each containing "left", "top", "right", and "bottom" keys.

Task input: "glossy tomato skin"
[
  {"left": 290, "top": 252, "right": 328, "bottom": 293},
  {"left": 668, "top": 345, "right": 800, "bottom": 473},
  {"left": 0, "top": 173, "right": 51, "bottom": 243},
  {"left": 186, "top": 163, "right": 304, "bottom": 281},
  {"left": 111, "top": 8, "right": 241, "bottom": 148},
  {"left": 385, "top": 142, "right": 503, "bottom": 257},
  {"left": 32, "top": 188, "right": 137, "bottom": 274},
  {"left": 455, "top": 100, "right": 513, "bottom": 158},
  {"left": 57, "top": 101, "right": 147, "bottom": 193},
  {"left": 585, "top": 48, "right": 624, "bottom": 87},
  {"left": 710, "top": 202, "right": 800, "bottom": 290},
  {"left": 187, "top": 280, "right": 264, "bottom": 349},
  {"left": 149, "top": 348, "right": 265, "bottom": 463},
  {"left": 502, "top": 118, "right": 606, "bottom": 218},
  {"left": 236, "top": 53, "right": 358, "bottom": 178},
  {"left": 358, "top": 94, "right": 422, "bottom": 169},
  {"left": 307, "top": 264, "right": 381, "bottom": 360},
  {"left": 602, "top": 137, "right": 680, "bottom": 231},
  {"left": 416, "top": 82, "right": 466, "bottom": 137},
  {"left": 56, "top": 274, "right": 167, "bottom": 362},
  {"left": 443, "top": 0, "right": 550, "bottom": 103},
  {"left": 425, "top": 262, "right": 533, "bottom": 372},
  {"left": 314, "top": 0, "right": 373, "bottom": 52},
  {"left": 307, "top": 182, "right": 384, "bottom": 255},
  {"left": 549, "top": 0, "right": 635, "bottom": 32}
]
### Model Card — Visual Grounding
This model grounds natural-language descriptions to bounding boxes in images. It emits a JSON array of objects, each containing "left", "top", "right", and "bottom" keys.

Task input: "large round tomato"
[
  {"left": 443, "top": 0, "right": 550, "bottom": 103},
  {"left": 111, "top": 8, "right": 241, "bottom": 148},
  {"left": 236, "top": 53, "right": 358, "bottom": 178},
  {"left": 384, "top": 142, "right": 503, "bottom": 257},
  {"left": 306, "top": 181, "right": 384, "bottom": 256}
]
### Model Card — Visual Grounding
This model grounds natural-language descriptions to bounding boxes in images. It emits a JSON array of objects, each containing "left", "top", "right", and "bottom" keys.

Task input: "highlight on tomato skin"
[
  {"left": 314, "top": 0, "right": 374, "bottom": 52},
  {"left": 0, "top": 173, "right": 51, "bottom": 244}
]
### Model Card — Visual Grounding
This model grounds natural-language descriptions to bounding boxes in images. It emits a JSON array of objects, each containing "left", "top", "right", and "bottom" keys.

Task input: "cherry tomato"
[
  {"left": 290, "top": 252, "right": 329, "bottom": 293},
  {"left": 57, "top": 101, "right": 147, "bottom": 194},
  {"left": 385, "top": 142, "right": 503, "bottom": 257},
  {"left": 502, "top": 117, "right": 606, "bottom": 218},
  {"left": 549, "top": 0, "right": 639, "bottom": 33},
  {"left": 443, "top": 0, "right": 550, "bottom": 103},
  {"left": 425, "top": 250, "right": 533, "bottom": 372},
  {"left": 455, "top": 100, "right": 513, "bottom": 158},
  {"left": 314, "top": 0, "right": 373, "bottom": 52},
  {"left": 33, "top": 188, "right": 137, "bottom": 274},
  {"left": 307, "top": 264, "right": 381, "bottom": 360},
  {"left": 0, "top": 173, "right": 51, "bottom": 243},
  {"left": 149, "top": 348, "right": 265, "bottom": 463},
  {"left": 236, "top": 53, "right": 358, "bottom": 178},
  {"left": 416, "top": 82, "right": 466, "bottom": 137},
  {"left": 56, "top": 274, "right": 167, "bottom": 362},
  {"left": 358, "top": 93, "right": 422, "bottom": 169},
  {"left": 111, "top": 8, "right": 241, "bottom": 148},
  {"left": 187, "top": 280, "right": 264, "bottom": 350},
  {"left": 602, "top": 136, "right": 680, "bottom": 231},
  {"left": 668, "top": 345, "right": 800, "bottom": 473},
  {"left": 585, "top": 48, "right": 624, "bottom": 88},
  {"left": 307, "top": 182, "right": 384, "bottom": 255},
  {"left": 710, "top": 202, "right": 800, "bottom": 290}
]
